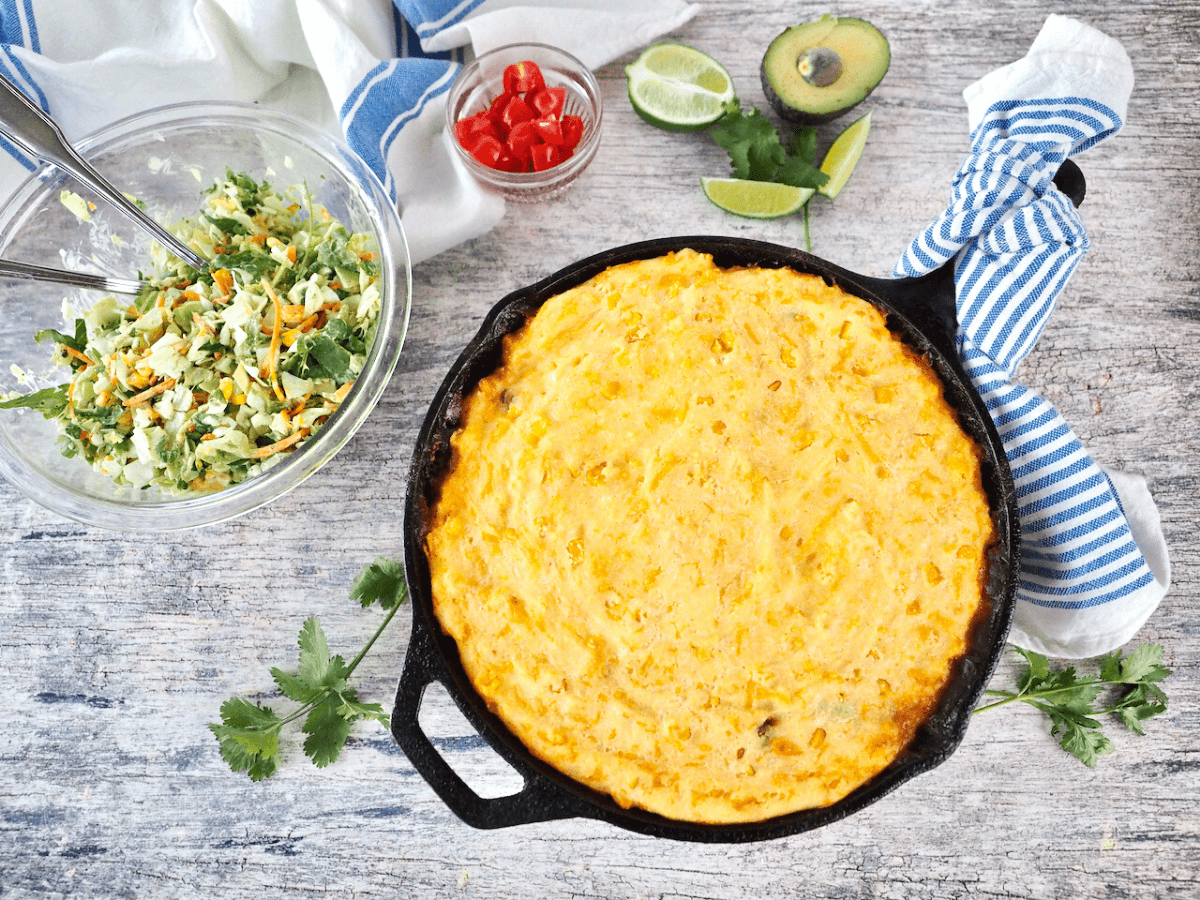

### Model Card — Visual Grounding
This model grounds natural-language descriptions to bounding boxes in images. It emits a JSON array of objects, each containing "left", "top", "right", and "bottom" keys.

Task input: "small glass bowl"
[
  {"left": 0, "top": 101, "right": 411, "bottom": 531},
  {"left": 446, "top": 43, "right": 603, "bottom": 202}
]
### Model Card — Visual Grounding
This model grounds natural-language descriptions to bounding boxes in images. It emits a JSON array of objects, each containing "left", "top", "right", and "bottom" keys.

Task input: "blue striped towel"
[
  {"left": 896, "top": 15, "right": 1169, "bottom": 658},
  {"left": 0, "top": 0, "right": 699, "bottom": 263}
]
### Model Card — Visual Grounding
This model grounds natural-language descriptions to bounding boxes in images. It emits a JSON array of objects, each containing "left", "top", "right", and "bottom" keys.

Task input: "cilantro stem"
[
  {"left": 273, "top": 585, "right": 407, "bottom": 729},
  {"left": 803, "top": 204, "right": 812, "bottom": 253},
  {"left": 345, "top": 591, "right": 406, "bottom": 678},
  {"left": 974, "top": 681, "right": 1103, "bottom": 715}
]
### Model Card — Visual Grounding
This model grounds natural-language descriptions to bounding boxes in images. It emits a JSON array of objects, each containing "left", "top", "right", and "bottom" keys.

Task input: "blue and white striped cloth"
[
  {"left": 896, "top": 15, "right": 1169, "bottom": 658},
  {"left": 0, "top": 0, "right": 698, "bottom": 263}
]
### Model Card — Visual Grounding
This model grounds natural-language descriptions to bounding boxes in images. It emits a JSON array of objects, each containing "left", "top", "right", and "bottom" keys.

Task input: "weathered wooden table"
[{"left": 2, "top": 2, "right": 1197, "bottom": 897}]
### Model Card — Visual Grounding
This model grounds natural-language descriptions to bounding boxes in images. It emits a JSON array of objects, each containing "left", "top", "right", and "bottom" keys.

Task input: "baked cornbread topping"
[{"left": 425, "top": 249, "right": 995, "bottom": 824}]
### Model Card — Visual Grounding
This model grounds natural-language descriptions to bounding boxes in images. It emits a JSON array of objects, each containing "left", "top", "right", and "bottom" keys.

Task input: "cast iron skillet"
[{"left": 392, "top": 162, "right": 1086, "bottom": 842}]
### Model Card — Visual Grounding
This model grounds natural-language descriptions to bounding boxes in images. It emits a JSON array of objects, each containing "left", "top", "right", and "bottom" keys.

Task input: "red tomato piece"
[
  {"left": 533, "top": 116, "right": 564, "bottom": 146},
  {"left": 560, "top": 114, "right": 584, "bottom": 151},
  {"left": 528, "top": 86, "right": 565, "bottom": 120},
  {"left": 530, "top": 142, "right": 563, "bottom": 172},
  {"left": 485, "top": 92, "right": 512, "bottom": 124},
  {"left": 506, "top": 119, "right": 540, "bottom": 162},
  {"left": 493, "top": 150, "right": 526, "bottom": 173},
  {"left": 455, "top": 113, "right": 500, "bottom": 151},
  {"left": 503, "top": 60, "right": 546, "bottom": 95},
  {"left": 500, "top": 94, "right": 535, "bottom": 131},
  {"left": 468, "top": 134, "right": 505, "bottom": 169}
]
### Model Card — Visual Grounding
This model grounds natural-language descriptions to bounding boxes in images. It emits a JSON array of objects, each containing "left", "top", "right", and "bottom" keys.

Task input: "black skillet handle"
[
  {"left": 851, "top": 159, "right": 1086, "bottom": 359},
  {"left": 1054, "top": 157, "right": 1086, "bottom": 209},
  {"left": 391, "top": 613, "right": 587, "bottom": 829}
]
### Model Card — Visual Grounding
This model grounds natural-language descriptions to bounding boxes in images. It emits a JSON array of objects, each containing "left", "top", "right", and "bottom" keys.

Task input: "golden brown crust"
[{"left": 425, "top": 250, "right": 994, "bottom": 824}]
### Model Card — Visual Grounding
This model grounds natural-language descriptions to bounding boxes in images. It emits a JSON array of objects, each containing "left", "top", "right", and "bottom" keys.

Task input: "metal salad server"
[
  {"left": 0, "top": 258, "right": 148, "bottom": 294},
  {"left": 0, "top": 76, "right": 207, "bottom": 289}
]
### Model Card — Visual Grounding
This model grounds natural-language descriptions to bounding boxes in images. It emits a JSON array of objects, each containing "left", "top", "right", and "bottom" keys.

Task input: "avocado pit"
[{"left": 798, "top": 47, "right": 842, "bottom": 88}]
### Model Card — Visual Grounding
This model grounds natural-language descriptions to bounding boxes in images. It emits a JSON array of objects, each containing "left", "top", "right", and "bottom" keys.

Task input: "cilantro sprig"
[
  {"left": 710, "top": 101, "right": 828, "bottom": 190},
  {"left": 210, "top": 557, "right": 408, "bottom": 780},
  {"left": 975, "top": 643, "right": 1171, "bottom": 767},
  {"left": 707, "top": 100, "right": 839, "bottom": 251},
  {"left": 0, "top": 384, "right": 69, "bottom": 418}
]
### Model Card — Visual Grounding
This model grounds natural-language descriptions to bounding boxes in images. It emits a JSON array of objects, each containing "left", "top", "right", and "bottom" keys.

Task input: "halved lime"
[
  {"left": 626, "top": 43, "right": 736, "bottom": 132},
  {"left": 701, "top": 177, "right": 815, "bottom": 219},
  {"left": 818, "top": 110, "right": 872, "bottom": 199}
]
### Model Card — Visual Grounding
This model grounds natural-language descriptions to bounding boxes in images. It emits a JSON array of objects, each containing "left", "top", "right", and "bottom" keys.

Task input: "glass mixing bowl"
[{"left": 0, "top": 101, "right": 411, "bottom": 531}]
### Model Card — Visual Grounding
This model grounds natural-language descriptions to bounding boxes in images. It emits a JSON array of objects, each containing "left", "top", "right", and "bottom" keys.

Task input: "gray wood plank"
[{"left": 1, "top": 2, "right": 1197, "bottom": 898}]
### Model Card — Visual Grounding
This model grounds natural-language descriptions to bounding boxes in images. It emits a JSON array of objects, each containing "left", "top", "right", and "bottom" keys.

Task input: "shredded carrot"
[
  {"left": 212, "top": 268, "right": 234, "bottom": 302},
  {"left": 251, "top": 427, "right": 309, "bottom": 459},
  {"left": 123, "top": 377, "right": 177, "bottom": 408},
  {"left": 333, "top": 381, "right": 354, "bottom": 403},
  {"left": 286, "top": 245, "right": 297, "bottom": 264},
  {"left": 260, "top": 278, "right": 284, "bottom": 399},
  {"left": 64, "top": 346, "right": 96, "bottom": 367}
]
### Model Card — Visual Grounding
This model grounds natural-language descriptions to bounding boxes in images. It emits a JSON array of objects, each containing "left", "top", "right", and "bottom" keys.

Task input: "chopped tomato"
[
  {"left": 506, "top": 119, "right": 539, "bottom": 162},
  {"left": 528, "top": 86, "right": 565, "bottom": 119},
  {"left": 500, "top": 94, "right": 535, "bottom": 131},
  {"left": 455, "top": 113, "right": 499, "bottom": 151},
  {"left": 503, "top": 60, "right": 545, "bottom": 95},
  {"left": 493, "top": 150, "right": 525, "bottom": 173},
  {"left": 530, "top": 143, "right": 563, "bottom": 172},
  {"left": 455, "top": 61, "right": 584, "bottom": 175},
  {"left": 533, "top": 116, "right": 564, "bottom": 146},
  {"left": 485, "top": 92, "right": 511, "bottom": 123},
  {"left": 468, "top": 134, "right": 504, "bottom": 168},
  {"left": 561, "top": 114, "right": 584, "bottom": 151}
]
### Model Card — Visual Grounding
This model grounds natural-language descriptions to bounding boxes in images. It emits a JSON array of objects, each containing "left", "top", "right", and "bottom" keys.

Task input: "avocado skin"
[{"left": 760, "top": 17, "right": 890, "bottom": 126}]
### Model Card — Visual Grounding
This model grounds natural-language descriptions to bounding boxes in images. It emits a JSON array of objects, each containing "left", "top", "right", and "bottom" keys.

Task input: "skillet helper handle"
[
  {"left": 0, "top": 77, "right": 208, "bottom": 271},
  {"left": 391, "top": 617, "right": 585, "bottom": 829}
]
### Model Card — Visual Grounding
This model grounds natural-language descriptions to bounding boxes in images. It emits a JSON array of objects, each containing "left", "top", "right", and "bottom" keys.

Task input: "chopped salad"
[{"left": 0, "top": 169, "right": 382, "bottom": 494}]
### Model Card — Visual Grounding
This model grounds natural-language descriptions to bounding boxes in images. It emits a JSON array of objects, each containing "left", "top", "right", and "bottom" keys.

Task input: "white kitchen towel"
[
  {"left": 896, "top": 15, "right": 1170, "bottom": 658},
  {"left": 0, "top": 0, "right": 699, "bottom": 263}
]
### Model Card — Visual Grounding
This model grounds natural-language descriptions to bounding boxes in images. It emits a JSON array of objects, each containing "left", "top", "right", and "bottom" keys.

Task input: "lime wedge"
[
  {"left": 701, "top": 177, "right": 815, "bottom": 219},
  {"left": 626, "top": 43, "right": 736, "bottom": 132},
  {"left": 818, "top": 110, "right": 872, "bottom": 199}
]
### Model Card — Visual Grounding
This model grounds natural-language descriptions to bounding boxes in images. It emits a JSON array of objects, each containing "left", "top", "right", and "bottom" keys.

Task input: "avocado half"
[{"left": 760, "top": 15, "right": 890, "bottom": 125}]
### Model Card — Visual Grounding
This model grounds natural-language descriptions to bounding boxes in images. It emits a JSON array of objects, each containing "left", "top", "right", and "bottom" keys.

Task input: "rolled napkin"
[
  {"left": 896, "top": 15, "right": 1170, "bottom": 658},
  {"left": 0, "top": 0, "right": 699, "bottom": 263}
]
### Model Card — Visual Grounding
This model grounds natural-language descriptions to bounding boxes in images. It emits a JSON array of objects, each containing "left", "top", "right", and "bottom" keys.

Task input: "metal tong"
[{"left": 0, "top": 77, "right": 208, "bottom": 294}]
